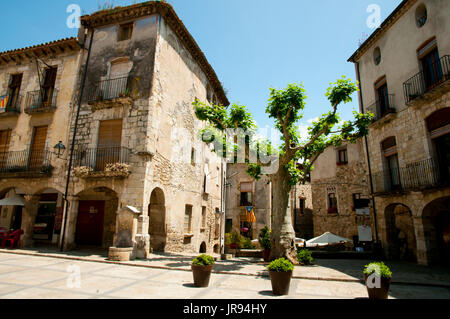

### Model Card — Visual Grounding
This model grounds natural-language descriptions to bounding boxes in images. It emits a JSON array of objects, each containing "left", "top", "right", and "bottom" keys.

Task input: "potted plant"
[
  {"left": 297, "top": 249, "right": 313, "bottom": 265},
  {"left": 191, "top": 254, "right": 215, "bottom": 288},
  {"left": 267, "top": 258, "right": 294, "bottom": 295},
  {"left": 363, "top": 261, "right": 392, "bottom": 299},
  {"left": 259, "top": 226, "right": 271, "bottom": 262},
  {"left": 228, "top": 231, "right": 241, "bottom": 250}
]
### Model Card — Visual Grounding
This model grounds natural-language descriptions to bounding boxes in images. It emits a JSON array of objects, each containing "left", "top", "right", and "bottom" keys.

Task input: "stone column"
[
  {"left": 413, "top": 216, "right": 428, "bottom": 265},
  {"left": 135, "top": 214, "right": 150, "bottom": 259},
  {"left": 62, "top": 196, "right": 79, "bottom": 251},
  {"left": 21, "top": 195, "right": 40, "bottom": 248}
]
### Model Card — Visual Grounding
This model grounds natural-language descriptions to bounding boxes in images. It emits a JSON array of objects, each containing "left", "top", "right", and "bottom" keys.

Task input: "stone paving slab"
[
  {"left": 1, "top": 247, "right": 450, "bottom": 288},
  {"left": 0, "top": 253, "right": 449, "bottom": 299}
]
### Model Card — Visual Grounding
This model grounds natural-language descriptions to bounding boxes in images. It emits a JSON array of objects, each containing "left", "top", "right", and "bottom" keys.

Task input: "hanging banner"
[{"left": 244, "top": 206, "right": 256, "bottom": 223}]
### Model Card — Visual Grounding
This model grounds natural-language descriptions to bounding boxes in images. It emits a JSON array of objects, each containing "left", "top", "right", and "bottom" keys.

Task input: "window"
[
  {"left": 215, "top": 208, "right": 220, "bottom": 239},
  {"left": 239, "top": 182, "right": 253, "bottom": 206},
  {"left": 415, "top": 3, "right": 427, "bottom": 28},
  {"left": 327, "top": 193, "right": 338, "bottom": 214},
  {"left": 42, "top": 67, "right": 57, "bottom": 106},
  {"left": 373, "top": 47, "right": 381, "bottom": 65},
  {"left": 426, "top": 109, "right": 450, "bottom": 182},
  {"left": 375, "top": 77, "right": 392, "bottom": 116},
  {"left": 225, "top": 219, "right": 233, "bottom": 233},
  {"left": 0, "top": 130, "right": 11, "bottom": 169},
  {"left": 298, "top": 198, "right": 305, "bottom": 216},
  {"left": 118, "top": 23, "right": 133, "bottom": 41},
  {"left": 184, "top": 205, "right": 192, "bottom": 234},
  {"left": 353, "top": 193, "right": 370, "bottom": 209},
  {"left": 337, "top": 148, "right": 348, "bottom": 165},
  {"left": 420, "top": 46, "right": 443, "bottom": 90},
  {"left": 191, "top": 148, "right": 196, "bottom": 165},
  {"left": 201, "top": 206, "right": 206, "bottom": 229},
  {"left": 7, "top": 74, "right": 22, "bottom": 108},
  {"left": 382, "top": 137, "right": 401, "bottom": 190}
]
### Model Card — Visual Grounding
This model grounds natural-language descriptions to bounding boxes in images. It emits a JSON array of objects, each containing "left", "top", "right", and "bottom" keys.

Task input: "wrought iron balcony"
[
  {"left": 371, "top": 158, "right": 448, "bottom": 194},
  {"left": 366, "top": 94, "right": 396, "bottom": 122},
  {"left": 73, "top": 146, "right": 131, "bottom": 177},
  {"left": 0, "top": 94, "right": 22, "bottom": 117},
  {"left": 87, "top": 77, "right": 129, "bottom": 103},
  {"left": 24, "top": 89, "right": 58, "bottom": 114},
  {"left": 0, "top": 149, "right": 52, "bottom": 177},
  {"left": 403, "top": 55, "right": 450, "bottom": 104}
]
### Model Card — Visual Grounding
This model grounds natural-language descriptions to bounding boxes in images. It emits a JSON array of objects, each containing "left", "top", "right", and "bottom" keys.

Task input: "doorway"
[{"left": 76, "top": 200, "right": 105, "bottom": 246}]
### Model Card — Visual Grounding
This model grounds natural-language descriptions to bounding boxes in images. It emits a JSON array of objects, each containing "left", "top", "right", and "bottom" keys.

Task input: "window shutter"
[{"left": 98, "top": 119, "right": 123, "bottom": 147}]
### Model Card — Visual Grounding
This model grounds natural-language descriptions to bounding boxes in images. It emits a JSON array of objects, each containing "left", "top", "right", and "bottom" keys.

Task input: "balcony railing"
[
  {"left": 74, "top": 146, "right": 131, "bottom": 172},
  {"left": 24, "top": 89, "right": 58, "bottom": 114},
  {"left": 403, "top": 55, "right": 450, "bottom": 104},
  {"left": 366, "top": 94, "right": 396, "bottom": 122},
  {"left": 0, "top": 149, "right": 52, "bottom": 177},
  {"left": 372, "top": 158, "right": 448, "bottom": 193},
  {"left": 87, "top": 77, "right": 129, "bottom": 103},
  {"left": 0, "top": 94, "right": 22, "bottom": 116}
]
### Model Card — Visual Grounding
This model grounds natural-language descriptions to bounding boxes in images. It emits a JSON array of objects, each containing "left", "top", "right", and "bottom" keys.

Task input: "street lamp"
[{"left": 53, "top": 141, "right": 66, "bottom": 158}]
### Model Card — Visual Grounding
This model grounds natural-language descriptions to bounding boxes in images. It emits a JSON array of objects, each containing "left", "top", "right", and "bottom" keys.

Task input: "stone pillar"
[
  {"left": 21, "top": 195, "right": 40, "bottom": 248},
  {"left": 62, "top": 196, "right": 79, "bottom": 251},
  {"left": 413, "top": 216, "right": 428, "bottom": 265},
  {"left": 135, "top": 214, "right": 150, "bottom": 259}
]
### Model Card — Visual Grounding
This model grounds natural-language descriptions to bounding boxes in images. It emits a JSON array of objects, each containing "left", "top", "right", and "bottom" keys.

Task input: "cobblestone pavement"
[{"left": 0, "top": 252, "right": 450, "bottom": 299}]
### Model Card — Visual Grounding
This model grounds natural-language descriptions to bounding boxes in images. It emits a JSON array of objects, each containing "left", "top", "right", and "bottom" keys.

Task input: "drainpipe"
[
  {"left": 60, "top": 26, "right": 95, "bottom": 252},
  {"left": 355, "top": 61, "right": 380, "bottom": 245}
]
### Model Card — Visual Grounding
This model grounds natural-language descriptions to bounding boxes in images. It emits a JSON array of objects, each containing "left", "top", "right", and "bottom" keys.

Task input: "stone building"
[
  {"left": 225, "top": 163, "right": 271, "bottom": 240},
  {"left": 1, "top": 2, "right": 229, "bottom": 259},
  {"left": 290, "top": 183, "right": 314, "bottom": 240},
  {"left": 348, "top": 0, "right": 450, "bottom": 264},
  {"left": 0, "top": 38, "right": 82, "bottom": 247},
  {"left": 309, "top": 140, "right": 373, "bottom": 244}
]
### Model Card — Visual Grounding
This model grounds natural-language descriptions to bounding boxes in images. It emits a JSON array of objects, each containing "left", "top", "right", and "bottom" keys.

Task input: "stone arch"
[
  {"left": 74, "top": 186, "right": 119, "bottom": 249},
  {"left": 422, "top": 196, "right": 450, "bottom": 265},
  {"left": 200, "top": 242, "right": 207, "bottom": 253},
  {"left": 148, "top": 187, "right": 166, "bottom": 252},
  {"left": 213, "top": 244, "right": 219, "bottom": 254},
  {"left": 0, "top": 186, "right": 26, "bottom": 232},
  {"left": 384, "top": 203, "right": 417, "bottom": 261}
]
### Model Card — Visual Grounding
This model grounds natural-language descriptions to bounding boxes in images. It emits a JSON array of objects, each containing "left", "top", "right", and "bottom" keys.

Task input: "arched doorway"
[
  {"left": 32, "top": 188, "right": 63, "bottom": 245},
  {"left": 199, "top": 242, "right": 207, "bottom": 253},
  {"left": 385, "top": 203, "right": 417, "bottom": 261},
  {"left": 148, "top": 188, "right": 166, "bottom": 252},
  {"left": 0, "top": 187, "right": 25, "bottom": 231},
  {"left": 75, "top": 187, "right": 118, "bottom": 249},
  {"left": 422, "top": 197, "right": 450, "bottom": 265}
]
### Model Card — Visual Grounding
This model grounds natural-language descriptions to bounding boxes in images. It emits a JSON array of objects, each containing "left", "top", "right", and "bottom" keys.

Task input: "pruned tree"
[{"left": 193, "top": 77, "right": 373, "bottom": 263}]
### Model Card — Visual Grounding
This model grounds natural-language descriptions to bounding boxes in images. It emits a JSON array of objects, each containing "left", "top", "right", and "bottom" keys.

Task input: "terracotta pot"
[
  {"left": 363, "top": 273, "right": 392, "bottom": 299},
  {"left": 192, "top": 264, "right": 213, "bottom": 287},
  {"left": 269, "top": 270, "right": 292, "bottom": 295},
  {"left": 262, "top": 249, "right": 271, "bottom": 262}
]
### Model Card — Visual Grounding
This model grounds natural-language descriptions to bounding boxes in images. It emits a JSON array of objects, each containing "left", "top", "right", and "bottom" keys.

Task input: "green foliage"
[
  {"left": 363, "top": 262, "right": 392, "bottom": 279},
  {"left": 297, "top": 249, "right": 313, "bottom": 265},
  {"left": 325, "top": 76, "right": 358, "bottom": 106},
  {"left": 192, "top": 254, "right": 215, "bottom": 266},
  {"left": 225, "top": 233, "right": 233, "bottom": 246},
  {"left": 267, "top": 258, "right": 294, "bottom": 272},
  {"left": 258, "top": 226, "right": 271, "bottom": 250},
  {"left": 240, "top": 236, "right": 256, "bottom": 249}
]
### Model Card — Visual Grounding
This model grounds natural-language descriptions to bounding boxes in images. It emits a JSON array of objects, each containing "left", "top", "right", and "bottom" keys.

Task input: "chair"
[{"left": 2, "top": 229, "right": 23, "bottom": 249}]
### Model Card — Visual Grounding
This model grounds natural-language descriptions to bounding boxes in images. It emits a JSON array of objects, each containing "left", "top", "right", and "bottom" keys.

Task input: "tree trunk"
[{"left": 270, "top": 169, "right": 298, "bottom": 264}]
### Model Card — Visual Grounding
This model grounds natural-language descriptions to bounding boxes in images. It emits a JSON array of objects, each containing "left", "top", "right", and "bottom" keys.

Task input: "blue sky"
[{"left": 0, "top": 0, "right": 402, "bottom": 138}]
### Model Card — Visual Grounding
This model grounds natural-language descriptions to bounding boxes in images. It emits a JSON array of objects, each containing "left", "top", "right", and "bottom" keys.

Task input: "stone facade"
[
  {"left": 0, "top": 2, "right": 229, "bottom": 259},
  {"left": 349, "top": 0, "right": 450, "bottom": 264},
  {"left": 309, "top": 140, "right": 373, "bottom": 242}
]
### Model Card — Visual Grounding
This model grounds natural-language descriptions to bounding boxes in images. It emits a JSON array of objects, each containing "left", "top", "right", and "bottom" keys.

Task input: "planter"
[
  {"left": 262, "top": 249, "right": 271, "bottom": 262},
  {"left": 363, "top": 273, "right": 391, "bottom": 299},
  {"left": 192, "top": 264, "right": 213, "bottom": 287},
  {"left": 269, "top": 270, "right": 292, "bottom": 295},
  {"left": 108, "top": 247, "right": 134, "bottom": 261}
]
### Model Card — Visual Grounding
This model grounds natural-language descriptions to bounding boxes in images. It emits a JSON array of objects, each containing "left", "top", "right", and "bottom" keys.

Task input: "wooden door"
[
  {"left": 75, "top": 201, "right": 105, "bottom": 246},
  {"left": 96, "top": 119, "right": 122, "bottom": 170},
  {"left": 29, "top": 126, "right": 48, "bottom": 169},
  {"left": 0, "top": 130, "right": 11, "bottom": 169}
]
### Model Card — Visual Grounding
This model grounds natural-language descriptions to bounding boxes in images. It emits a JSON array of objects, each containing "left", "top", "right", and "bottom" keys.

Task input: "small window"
[
  {"left": 184, "top": 205, "right": 192, "bottom": 234},
  {"left": 337, "top": 148, "right": 348, "bottom": 165},
  {"left": 201, "top": 206, "right": 206, "bottom": 228},
  {"left": 215, "top": 208, "right": 220, "bottom": 239},
  {"left": 239, "top": 182, "right": 253, "bottom": 206},
  {"left": 298, "top": 198, "right": 305, "bottom": 216},
  {"left": 327, "top": 193, "right": 338, "bottom": 214},
  {"left": 373, "top": 47, "right": 381, "bottom": 65},
  {"left": 353, "top": 193, "right": 370, "bottom": 209},
  {"left": 191, "top": 148, "right": 196, "bottom": 165},
  {"left": 415, "top": 4, "right": 427, "bottom": 28},
  {"left": 118, "top": 23, "right": 133, "bottom": 41}
]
